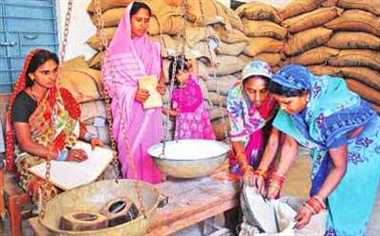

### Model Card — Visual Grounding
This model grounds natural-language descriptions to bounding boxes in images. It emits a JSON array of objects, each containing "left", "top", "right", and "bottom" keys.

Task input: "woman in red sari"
[{"left": 5, "top": 49, "right": 102, "bottom": 208}]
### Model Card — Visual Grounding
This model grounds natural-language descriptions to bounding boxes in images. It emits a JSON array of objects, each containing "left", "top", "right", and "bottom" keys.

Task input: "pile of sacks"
[
  {"left": 82, "top": 0, "right": 379, "bottom": 141},
  {"left": 277, "top": 0, "right": 380, "bottom": 113},
  {"left": 59, "top": 56, "right": 111, "bottom": 145}
]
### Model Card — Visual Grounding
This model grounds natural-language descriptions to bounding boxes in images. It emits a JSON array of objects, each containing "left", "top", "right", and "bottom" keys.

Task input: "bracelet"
[
  {"left": 303, "top": 202, "right": 317, "bottom": 214},
  {"left": 241, "top": 165, "right": 253, "bottom": 174},
  {"left": 254, "top": 168, "right": 268, "bottom": 179},
  {"left": 305, "top": 196, "right": 326, "bottom": 214},
  {"left": 313, "top": 195, "right": 326, "bottom": 209},
  {"left": 268, "top": 172, "right": 286, "bottom": 191},
  {"left": 56, "top": 148, "right": 69, "bottom": 161},
  {"left": 84, "top": 132, "right": 97, "bottom": 142}
]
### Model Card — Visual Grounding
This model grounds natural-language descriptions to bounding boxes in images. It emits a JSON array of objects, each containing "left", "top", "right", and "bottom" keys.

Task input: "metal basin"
[
  {"left": 148, "top": 139, "right": 230, "bottom": 178},
  {"left": 39, "top": 179, "right": 163, "bottom": 236}
]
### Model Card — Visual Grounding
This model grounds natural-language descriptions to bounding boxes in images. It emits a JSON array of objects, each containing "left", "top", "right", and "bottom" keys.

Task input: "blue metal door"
[{"left": 0, "top": 0, "right": 58, "bottom": 93}]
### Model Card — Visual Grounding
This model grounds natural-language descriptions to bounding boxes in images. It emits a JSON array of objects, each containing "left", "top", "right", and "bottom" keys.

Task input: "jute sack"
[
  {"left": 87, "top": 27, "right": 116, "bottom": 50},
  {"left": 326, "top": 32, "right": 380, "bottom": 50},
  {"left": 89, "top": 7, "right": 125, "bottom": 27},
  {"left": 239, "top": 54, "right": 253, "bottom": 64},
  {"left": 322, "top": 0, "right": 339, "bottom": 7},
  {"left": 236, "top": 2, "right": 281, "bottom": 23},
  {"left": 61, "top": 56, "right": 89, "bottom": 69},
  {"left": 88, "top": 51, "right": 103, "bottom": 70},
  {"left": 206, "top": 75, "right": 239, "bottom": 96},
  {"left": 164, "top": 0, "right": 183, "bottom": 7},
  {"left": 211, "top": 119, "right": 230, "bottom": 141},
  {"left": 243, "top": 37, "right": 284, "bottom": 57},
  {"left": 325, "top": 10, "right": 380, "bottom": 37},
  {"left": 214, "top": 55, "right": 245, "bottom": 76},
  {"left": 208, "top": 92, "right": 226, "bottom": 107},
  {"left": 337, "top": 0, "right": 380, "bottom": 15},
  {"left": 208, "top": 107, "right": 228, "bottom": 121},
  {"left": 147, "top": 14, "right": 184, "bottom": 36},
  {"left": 287, "top": 47, "right": 339, "bottom": 65},
  {"left": 217, "top": 2, "right": 245, "bottom": 32},
  {"left": 307, "top": 65, "right": 341, "bottom": 76},
  {"left": 253, "top": 53, "right": 283, "bottom": 67},
  {"left": 346, "top": 79, "right": 380, "bottom": 105},
  {"left": 281, "top": 7, "right": 343, "bottom": 33},
  {"left": 339, "top": 67, "right": 380, "bottom": 90},
  {"left": 284, "top": 27, "right": 333, "bottom": 56},
  {"left": 217, "top": 41, "right": 247, "bottom": 56},
  {"left": 278, "top": 0, "right": 325, "bottom": 20},
  {"left": 328, "top": 49, "right": 380, "bottom": 71},
  {"left": 148, "top": 16, "right": 160, "bottom": 36},
  {"left": 87, "top": 0, "right": 132, "bottom": 13},
  {"left": 244, "top": 20, "right": 287, "bottom": 40},
  {"left": 185, "top": 0, "right": 227, "bottom": 26},
  {"left": 150, "top": 34, "right": 178, "bottom": 57},
  {"left": 146, "top": 0, "right": 184, "bottom": 35},
  {"left": 59, "top": 68, "right": 102, "bottom": 103},
  {"left": 215, "top": 28, "right": 249, "bottom": 44}
]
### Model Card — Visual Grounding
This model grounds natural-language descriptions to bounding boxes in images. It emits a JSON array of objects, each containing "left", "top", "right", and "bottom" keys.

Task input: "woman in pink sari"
[{"left": 102, "top": 2, "right": 165, "bottom": 184}]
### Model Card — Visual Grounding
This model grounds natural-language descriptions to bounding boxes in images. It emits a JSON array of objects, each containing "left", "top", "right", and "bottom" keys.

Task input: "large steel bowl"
[
  {"left": 39, "top": 179, "right": 163, "bottom": 236},
  {"left": 148, "top": 139, "right": 230, "bottom": 178}
]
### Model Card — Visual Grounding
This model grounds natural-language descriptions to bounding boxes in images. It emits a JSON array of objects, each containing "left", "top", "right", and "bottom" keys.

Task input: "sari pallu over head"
[
  {"left": 227, "top": 61, "right": 277, "bottom": 169},
  {"left": 271, "top": 65, "right": 377, "bottom": 194},
  {"left": 102, "top": 2, "right": 162, "bottom": 181},
  {"left": 5, "top": 49, "right": 81, "bottom": 171}
]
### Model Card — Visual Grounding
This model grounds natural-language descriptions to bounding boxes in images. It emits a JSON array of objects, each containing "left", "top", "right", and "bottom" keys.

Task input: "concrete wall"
[{"left": 57, "top": 0, "right": 96, "bottom": 60}]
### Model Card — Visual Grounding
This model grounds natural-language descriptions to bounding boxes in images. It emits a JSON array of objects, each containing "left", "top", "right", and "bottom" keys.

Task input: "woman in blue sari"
[{"left": 265, "top": 65, "right": 380, "bottom": 235}]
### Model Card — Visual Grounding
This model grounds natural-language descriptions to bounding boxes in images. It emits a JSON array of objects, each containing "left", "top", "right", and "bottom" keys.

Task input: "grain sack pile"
[
  {"left": 60, "top": 56, "right": 111, "bottom": 144},
  {"left": 278, "top": 0, "right": 380, "bottom": 112},
  {"left": 82, "top": 0, "right": 379, "bottom": 141}
]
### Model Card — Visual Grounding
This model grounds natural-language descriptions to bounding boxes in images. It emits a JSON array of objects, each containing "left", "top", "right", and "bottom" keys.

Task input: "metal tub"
[{"left": 148, "top": 139, "right": 230, "bottom": 178}]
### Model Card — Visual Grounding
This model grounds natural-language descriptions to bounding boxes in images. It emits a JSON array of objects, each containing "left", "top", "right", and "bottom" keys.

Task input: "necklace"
[{"left": 28, "top": 86, "right": 41, "bottom": 103}]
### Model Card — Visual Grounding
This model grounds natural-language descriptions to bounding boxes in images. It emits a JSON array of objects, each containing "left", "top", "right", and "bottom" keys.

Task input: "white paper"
[{"left": 28, "top": 141, "right": 113, "bottom": 190}]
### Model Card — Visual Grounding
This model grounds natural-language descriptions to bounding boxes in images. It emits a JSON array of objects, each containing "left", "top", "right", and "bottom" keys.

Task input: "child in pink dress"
[{"left": 165, "top": 57, "right": 216, "bottom": 140}]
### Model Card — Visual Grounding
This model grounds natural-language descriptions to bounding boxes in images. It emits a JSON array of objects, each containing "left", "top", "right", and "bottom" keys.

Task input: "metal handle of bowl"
[{"left": 158, "top": 194, "right": 169, "bottom": 208}]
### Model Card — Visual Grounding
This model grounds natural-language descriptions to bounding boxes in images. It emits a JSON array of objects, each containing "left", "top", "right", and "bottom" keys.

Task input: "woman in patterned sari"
[
  {"left": 226, "top": 60, "right": 280, "bottom": 188},
  {"left": 265, "top": 64, "right": 380, "bottom": 235},
  {"left": 5, "top": 49, "right": 102, "bottom": 208}
]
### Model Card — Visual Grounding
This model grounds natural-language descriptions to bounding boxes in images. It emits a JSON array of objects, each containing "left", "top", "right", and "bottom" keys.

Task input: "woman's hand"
[
  {"left": 295, "top": 205, "right": 313, "bottom": 229},
  {"left": 242, "top": 168, "right": 255, "bottom": 186},
  {"left": 266, "top": 184, "right": 281, "bottom": 199},
  {"left": 157, "top": 81, "right": 166, "bottom": 96},
  {"left": 135, "top": 89, "right": 150, "bottom": 103},
  {"left": 253, "top": 174, "right": 266, "bottom": 196},
  {"left": 67, "top": 148, "right": 88, "bottom": 162},
  {"left": 90, "top": 138, "right": 103, "bottom": 150}
]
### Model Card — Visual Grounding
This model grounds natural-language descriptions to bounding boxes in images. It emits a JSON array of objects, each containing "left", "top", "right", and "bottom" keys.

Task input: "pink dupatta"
[{"left": 102, "top": 3, "right": 162, "bottom": 183}]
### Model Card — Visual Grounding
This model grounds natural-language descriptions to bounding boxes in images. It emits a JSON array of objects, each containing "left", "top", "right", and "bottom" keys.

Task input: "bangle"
[
  {"left": 84, "top": 132, "right": 97, "bottom": 142},
  {"left": 254, "top": 168, "right": 268, "bottom": 178},
  {"left": 268, "top": 172, "right": 286, "bottom": 191},
  {"left": 241, "top": 165, "right": 253, "bottom": 174},
  {"left": 56, "top": 148, "right": 69, "bottom": 161},
  {"left": 313, "top": 195, "right": 326, "bottom": 209}
]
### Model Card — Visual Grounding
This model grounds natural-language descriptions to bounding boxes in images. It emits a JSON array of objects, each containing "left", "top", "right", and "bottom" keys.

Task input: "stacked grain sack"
[
  {"left": 60, "top": 56, "right": 110, "bottom": 145},
  {"left": 236, "top": 2, "right": 286, "bottom": 71},
  {"left": 280, "top": 0, "right": 380, "bottom": 112}
]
